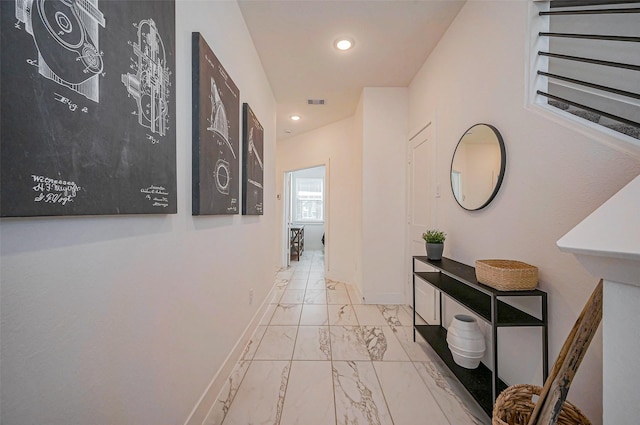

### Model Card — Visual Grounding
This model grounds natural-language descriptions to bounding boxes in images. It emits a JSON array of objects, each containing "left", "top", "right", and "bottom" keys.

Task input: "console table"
[
  {"left": 290, "top": 225, "right": 304, "bottom": 261},
  {"left": 412, "top": 256, "right": 548, "bottom": 417}
]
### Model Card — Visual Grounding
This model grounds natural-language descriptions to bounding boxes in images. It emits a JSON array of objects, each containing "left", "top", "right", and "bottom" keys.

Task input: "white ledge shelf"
[{"left": 557, "top": 175, "right": 640, "bottom": 287}]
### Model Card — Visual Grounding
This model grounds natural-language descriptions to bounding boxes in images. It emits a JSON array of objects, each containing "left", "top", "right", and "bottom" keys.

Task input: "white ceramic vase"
[{"left": 446, "top": 314, "right": 486, "bottom": 369}]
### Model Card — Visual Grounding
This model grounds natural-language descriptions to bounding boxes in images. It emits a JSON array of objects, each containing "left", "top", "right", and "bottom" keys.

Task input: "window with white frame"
[
  {"left": 294, "top": 177, "right": 323, "bottom": 221},
  {"left": 530, "top": 0, "right": 640, "bottom": 141}
]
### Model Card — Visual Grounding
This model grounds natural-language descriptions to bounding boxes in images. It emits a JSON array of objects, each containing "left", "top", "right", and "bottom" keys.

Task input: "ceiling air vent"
[{"left": 307, "top": 99, "right": 325, "bottom": 105}]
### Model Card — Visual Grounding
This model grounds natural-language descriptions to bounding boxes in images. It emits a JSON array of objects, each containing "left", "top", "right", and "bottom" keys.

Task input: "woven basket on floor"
[
  {"left": 475, "top": 259, "right": 538, "bottom": 291},
  {"left": 492, "top": 384, "right": 591, "bottom": 425}
]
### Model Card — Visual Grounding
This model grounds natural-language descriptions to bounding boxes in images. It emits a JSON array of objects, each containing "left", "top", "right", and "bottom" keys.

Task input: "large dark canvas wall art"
[
  {"left": 0, "top": 0, "right": 177, "bottom": 217},
  {"left": 242, "top": 103, "right": 264, "bottom": 215},
  {"left": 192, "top": 32, "right": 240, "bottom": 215}
]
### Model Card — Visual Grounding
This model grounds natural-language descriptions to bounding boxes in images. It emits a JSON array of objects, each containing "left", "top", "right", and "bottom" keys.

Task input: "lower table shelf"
[{"left": 415, "top": 324, "right": 507, "bottom": 417}]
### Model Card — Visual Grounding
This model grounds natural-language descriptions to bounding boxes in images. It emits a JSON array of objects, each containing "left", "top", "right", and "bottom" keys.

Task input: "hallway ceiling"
[{"left": 238, "top": 0, "right": 466, "bottom": 140}]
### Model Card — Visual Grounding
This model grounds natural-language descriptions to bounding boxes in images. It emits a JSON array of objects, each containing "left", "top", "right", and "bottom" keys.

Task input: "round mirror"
[{"left": 450, "top": 124, "right": 506, "bottom": 211}]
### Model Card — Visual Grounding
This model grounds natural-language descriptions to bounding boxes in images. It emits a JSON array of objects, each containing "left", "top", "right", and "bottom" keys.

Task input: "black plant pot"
[{"left": 425, "top": 243, "right": 444, "bottom": 260}]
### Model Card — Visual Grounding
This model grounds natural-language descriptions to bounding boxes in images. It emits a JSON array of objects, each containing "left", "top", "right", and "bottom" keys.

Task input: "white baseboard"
[{"left": 182, "top": 281, "right": 276, "bottom": 425}]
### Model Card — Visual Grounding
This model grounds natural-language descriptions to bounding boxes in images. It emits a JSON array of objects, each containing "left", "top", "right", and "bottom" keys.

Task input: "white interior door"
[{"left": 407, "top": 122, "right": 439, "bottom": 323}]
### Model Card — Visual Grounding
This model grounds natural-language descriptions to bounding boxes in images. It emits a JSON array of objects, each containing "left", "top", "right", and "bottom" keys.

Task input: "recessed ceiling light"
[
  {"left": 290, "top": 115, "right": 301, "bottom": 121},
  {"left": 335, "top": 38, "right": 354, "bottom": 51}
]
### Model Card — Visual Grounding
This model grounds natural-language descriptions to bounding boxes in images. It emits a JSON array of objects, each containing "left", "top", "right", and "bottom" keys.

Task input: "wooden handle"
[{"left": 527, "top": 279, "right": 603, "bottom": 425}]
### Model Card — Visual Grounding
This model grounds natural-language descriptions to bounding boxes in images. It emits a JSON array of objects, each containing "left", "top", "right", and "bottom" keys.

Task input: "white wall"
[
  {"left": 295, "top": 223, "right": 324, "bottom": 251},
  {"left": 603, "top": 280, "right": 640, "bottom": 424},
  {"left": 408, "top": 1, "right": 640, "bottom": 424},
  {"left": 0, "top": 1, "right": 278, "bottom": 424},
  {"left": 276, "top": 117, "right": 358, "bottom": 284},
  {"left": 361, "top": 88, "right": 408, "bottom": 303}
]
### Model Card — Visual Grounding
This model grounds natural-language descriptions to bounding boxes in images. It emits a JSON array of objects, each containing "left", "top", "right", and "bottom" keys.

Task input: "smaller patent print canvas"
[{"left": 242, "top": 103, "right": 264, "bottom": 215}]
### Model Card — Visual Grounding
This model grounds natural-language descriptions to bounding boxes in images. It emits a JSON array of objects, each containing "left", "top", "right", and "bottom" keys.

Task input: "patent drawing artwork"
[
  {"left": 242, "top": 103, "right": 264, "bottom": 215},
  {"left": 208, "top": 77, "right": 236, "bottom": 196},
  {"left": 1, "top": 1, "right": 177, "bottom": 217},
  {"left": 14, "top": 0, "right": 106, "bottom": 102},
  {"left": 122, "top": 18, "right": 171, "bottom": 137},
  {"left": 192, "top": 32, "right": 240, "bottom": 215}
]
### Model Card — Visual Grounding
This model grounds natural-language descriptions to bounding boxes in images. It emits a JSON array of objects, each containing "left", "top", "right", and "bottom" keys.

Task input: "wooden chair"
[{"left": 492, "top": 280, "right": 603, "bottom": 425}]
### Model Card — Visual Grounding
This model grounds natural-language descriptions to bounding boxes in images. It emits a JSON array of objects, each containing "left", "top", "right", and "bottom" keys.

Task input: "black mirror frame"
[{"left": 450, "top": 123, "right": 506, "bottom": 211}]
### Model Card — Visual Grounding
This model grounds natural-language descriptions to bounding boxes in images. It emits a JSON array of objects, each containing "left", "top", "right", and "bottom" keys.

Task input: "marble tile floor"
[{"left": 205, "top": 251, "right": 489, "bottom": 425}]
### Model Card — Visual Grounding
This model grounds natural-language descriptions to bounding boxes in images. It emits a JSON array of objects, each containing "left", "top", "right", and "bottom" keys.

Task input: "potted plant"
[{"left": 422, "top": 229, "right": 446, "bottom": 260}]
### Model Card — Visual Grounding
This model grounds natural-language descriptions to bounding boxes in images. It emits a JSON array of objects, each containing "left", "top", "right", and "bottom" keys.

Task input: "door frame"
[
  {"left": 282, "top": 171, "right": 293, "bottom": 268},
  {"left": 281, "top": 161, "right": 330, "bottom": 272},
  {"left": 405, "top": 120, "right": 438, "bottom": 307}
]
